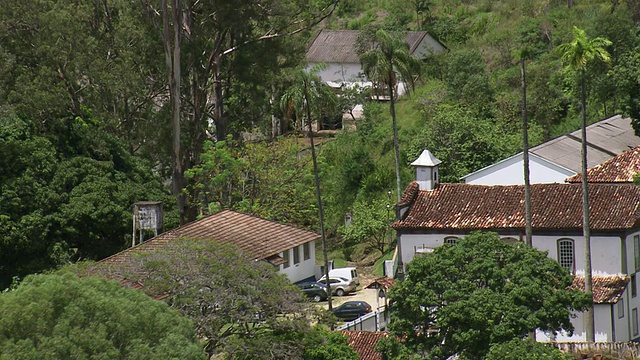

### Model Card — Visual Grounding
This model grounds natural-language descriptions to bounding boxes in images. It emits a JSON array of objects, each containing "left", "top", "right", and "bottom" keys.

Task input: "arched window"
[
  {"left": 557, "top": 238, "right": 575, "bottom": 274},
  {"left": 444, "top": 237, "right": 458, "bottom": 245}
]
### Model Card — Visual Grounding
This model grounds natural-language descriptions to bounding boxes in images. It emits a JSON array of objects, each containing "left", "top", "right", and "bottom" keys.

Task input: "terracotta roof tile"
[
  {"left": 101, "top": 210, "right": 320, "bottom": 264},
  {"left": 365, "top": 276, "right": 397, "bottom": 291},
  {"left": 393, "top": 182, "right": 640, "bottom": 231},
  {"left": 343, "top": 331, "right": 388, "bottom": 360},
  {"left": 570, "top": 275, "right": 629, "bottom": 304},
  {"left": 566, "top": 145, "right": 640, "bottom": 183}
]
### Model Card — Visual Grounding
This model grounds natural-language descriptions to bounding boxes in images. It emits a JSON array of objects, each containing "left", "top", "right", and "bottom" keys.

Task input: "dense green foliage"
[
  {"left": 89, "top": 239, "right": 333, "bottom": 359},
  {"left": 0, "top": 116, "right": 173, "bottom": 288},
  {"left": 0, "top": 273, "right": 204, "bottom": 359},
  {"left": 385, "top": 232, "right": 590, "bottom": 359},
  {"left": 485, "top": 338, "right": 572, "bottom": 360}
]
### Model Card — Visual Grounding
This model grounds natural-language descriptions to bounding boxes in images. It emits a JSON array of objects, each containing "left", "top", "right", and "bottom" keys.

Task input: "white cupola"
[{"left": 410, "top": 149, "right": 441, "bottom": 191}]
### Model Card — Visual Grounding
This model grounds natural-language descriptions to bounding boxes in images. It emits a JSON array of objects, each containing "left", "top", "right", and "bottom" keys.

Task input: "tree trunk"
[
  {"left": 390, "top": 70, "right": 402, "bottom": 202},
  {"left": 162, "top": 0, "right": 185, "bottom": 224},
  {"left": 521, "top": 58, "right": 532, "bottom": 247},
  {"left": 581, "top": 69, "right": 595, "bottom": 342},
  {"left": 304, "top": 83, "right": 332, "bottom": 312},
  {"left": 213, "top": 56, "right": 227, "bottom": 141}
]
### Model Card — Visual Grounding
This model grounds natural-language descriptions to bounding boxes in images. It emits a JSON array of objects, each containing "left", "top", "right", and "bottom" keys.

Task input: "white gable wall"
[
  {"left": 278, "top": 240, "right": 316, "bottom": 283},
  {"left": 412, "top": 35, "right": 446, "bottom": 58},
  {"left": 309, "top": 62, "right": 363, "bottom": 84},
  {"left": 463, "top": 153, "right": 576, "bottom": 185}
]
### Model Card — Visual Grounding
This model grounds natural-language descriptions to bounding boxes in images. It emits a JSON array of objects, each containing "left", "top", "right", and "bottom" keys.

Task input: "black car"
[
  {"left": 332, "top": 300, "right": 372, "bottom": 321},
  {"left": 297, "top": 282, "right": 328, "bottom": 302}
]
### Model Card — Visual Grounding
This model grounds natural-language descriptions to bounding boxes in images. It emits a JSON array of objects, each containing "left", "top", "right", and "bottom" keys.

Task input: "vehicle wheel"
[
  {"left": 336, "top": 289, "right": 345, "bottom": 296},
  {"left": 313, "top": 294, "right": 322, "bottom": 302}
]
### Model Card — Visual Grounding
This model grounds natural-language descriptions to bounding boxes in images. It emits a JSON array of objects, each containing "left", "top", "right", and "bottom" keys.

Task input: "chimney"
[{"left": 411, "top": 149, "right": 441, "bottom": 191}]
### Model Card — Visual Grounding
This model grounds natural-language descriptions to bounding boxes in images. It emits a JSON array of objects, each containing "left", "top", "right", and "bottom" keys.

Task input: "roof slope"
[
  {"left": 101, "top": 210, "right": 320, "bottom": 264},
  {"left": 393, "top": 182, "right": 640, "bottom": 231},
  {"left": 306, "top": 29, "right": 433, "bottom": 63},
  {"left": 566, "top": 145, "right": 640, "bottom": 183},
  {"left": 531, "top": 114, "right": 638, "bottom": 173},
  {"left": 343, "top": 331, "right": 388, "bottom": 360},
  {"left": 571, "top": 275, "right": 629, "bottom": 304}
]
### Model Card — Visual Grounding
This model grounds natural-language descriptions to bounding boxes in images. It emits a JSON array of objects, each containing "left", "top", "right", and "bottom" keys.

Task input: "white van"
[{"left": 319, "top": 267, "right": 360, "bottom": 286}]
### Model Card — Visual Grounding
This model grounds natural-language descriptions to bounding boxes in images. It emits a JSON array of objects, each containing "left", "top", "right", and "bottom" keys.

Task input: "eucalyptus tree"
[
  {"left": 280, "top": 66, "right": 338, "bottom": 310},
  {"left": 140, "top": 0, "right": 337, "bottom": 222},
  {"left": 556, "top": 26, "right": 612, "bottom": 342},
  {"left": 358, "top": 29, "right": 423, "bottom": 202}
]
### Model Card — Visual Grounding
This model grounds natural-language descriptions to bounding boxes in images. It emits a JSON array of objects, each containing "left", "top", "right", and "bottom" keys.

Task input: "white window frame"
[
  {"left": 282, "top": 250, "right": 290, "bottom": 269},
  {"left": 444, "top": 237, "right": 458, "bottom": 245},
  {"left": 303, "top": 242, "right": 310, "bottom": 261},
  {"left": 635, "top": 235, "right": 640, "bottom": 271},
  {"left": 618, "top": 298, "right": 625, "bottom": 319},
  {"left": 557, "top": 238, "right": 575, "bottom": 275},
  {"left": 293, "top": 245, "right": 300, "bottom": 265}
]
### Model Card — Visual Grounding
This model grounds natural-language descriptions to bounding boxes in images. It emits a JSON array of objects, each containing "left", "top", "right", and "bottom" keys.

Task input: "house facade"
[
  {"left": 305, "top": 29, "right": 445, "bottom": 95},
  {"left": 100, "top": 210, "right": 319, "bottom": 283},
  {"left": 392, "top": 150, "right": 640, "bottom": 342},
  {"left": 461, "top": 115, "right": 640, "bottom": 185}
]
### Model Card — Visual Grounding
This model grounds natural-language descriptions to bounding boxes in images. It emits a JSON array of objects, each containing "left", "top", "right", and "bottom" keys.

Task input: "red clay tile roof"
[
  {"left": 393, "top": 182, "right": 640, "bottom": 231},
  {"left": 566, "top": 145, "right": 640, "bottom": 183},
  {"left": 343, "top": 331, "right": 388, "bottom": 360},
  {"left": 570, "top": 275, "right": 629, "bottom": 304},
  {"left": 101, "top": 210, "right": 320, "bottom": 264},
  {"left": 365, "top": 276, "right": 397, "bottom": 291}
]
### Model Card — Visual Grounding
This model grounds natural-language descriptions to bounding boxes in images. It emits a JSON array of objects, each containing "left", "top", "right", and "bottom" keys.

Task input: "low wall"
[{"left": 551, "top": 342, "right": 640, "bottom": 359}]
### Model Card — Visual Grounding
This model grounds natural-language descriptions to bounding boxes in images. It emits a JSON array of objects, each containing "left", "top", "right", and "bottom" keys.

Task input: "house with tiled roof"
[
  {"left": 100, "top": 209, "right": 321, "bottom": 283},
  {"left": 462, "top": 114, "right": 640, "bottom": 185},
  {"left": 391, "top": 150, "right": 640, "bottom": 342},
  {"left": 566, "top": 144, "right": 640, "bottom": 184},
  {"left": 306, "top": 29, "right": 445, "bottom": 93}
]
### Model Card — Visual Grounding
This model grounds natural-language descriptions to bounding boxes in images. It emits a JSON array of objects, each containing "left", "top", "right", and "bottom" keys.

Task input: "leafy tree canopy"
[
  {"left": 0, "top": 273, "right": 204, "bottom": 360},
  {"left": 88, "top": 239, "right": 322, "bottom": 359},
  {"left": 485, "top": 338, "right": 572, "bottom": 360},
  {"left": 386, "top": 232, "right": 590, "bottom": 359},
  {"left": 0, "top": 116, "right": 174, "bottom": 289}
]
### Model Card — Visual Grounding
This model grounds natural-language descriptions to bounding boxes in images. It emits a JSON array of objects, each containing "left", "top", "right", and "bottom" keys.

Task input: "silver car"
[{"left": 318, "top": 277, "right": 356, "bottom": 296}]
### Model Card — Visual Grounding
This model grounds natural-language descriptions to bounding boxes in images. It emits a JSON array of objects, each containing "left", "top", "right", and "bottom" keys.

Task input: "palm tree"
[
  {"left": 520, "top": 54, "right": 533, "bottom": 247},
  {"left": 556, "top": 26, "right": 612, "bottom": 342},
  {"left": 280, "top": 65, "right": 337, "bottom": 310},
  {"left": 359, "top": 29, "right": 423, "bottom": 202}
]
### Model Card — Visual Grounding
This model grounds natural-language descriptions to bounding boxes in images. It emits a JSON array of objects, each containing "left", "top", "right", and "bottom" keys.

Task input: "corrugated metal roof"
[
  {"left": 306, "top": 29, "right": 434, "bottom": 63},
  {"left": 567, "top": 145, "right": 640, "bottom": 183},
  {"left": 393, "top": 182, "right": 640, "bottom": 231},
  {"left": 531, "top": 115, "right": 639, "bottom": 172},
  {"left": 100, "top": 210, "right": 320, "bottom": 264},
  {"left": 571, "top": 275, "right": 629, "bottom": 304}
]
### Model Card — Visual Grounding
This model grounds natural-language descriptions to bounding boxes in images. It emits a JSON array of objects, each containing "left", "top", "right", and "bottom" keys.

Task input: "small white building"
[
  {"left": 392, "top": 150, "right": 640, "bottom": 342},
  {"left": 305, "top": 29, "right": 445, "bottom": 95},
  {"left": 462, "top": 114, "right": 640, "bottom": 185},
  {"left": 101, "top": 209, "right": 319, "bottom": 283}
]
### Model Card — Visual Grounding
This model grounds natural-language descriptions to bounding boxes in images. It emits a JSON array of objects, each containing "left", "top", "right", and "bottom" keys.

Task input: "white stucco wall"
[
  {"left": 463, "top": 153, "right": 575, "bottom": 185},
  {"left": 532, "top": 235, "right": 623, "bottom": 276},
  {"left": 537, "top": 305, "right": 614, "bottom": 342},
  {"left": 310, "top": 62, "right": 363, "bottom": 84},
  {"left": 278, "top": 240, "right": 316, "bottom": 283}
]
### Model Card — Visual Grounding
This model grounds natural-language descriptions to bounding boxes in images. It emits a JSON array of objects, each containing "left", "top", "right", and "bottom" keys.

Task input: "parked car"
[
  {"left": 332, "top": 301, "right": 372, "bottom": 321},
  {"left": 319, "top": 267, "right": 360, "bottom": 286},
  {"left": 296, "top": 282, "right": 328, "bottom": 302},
  {"left": 317, "top": 277, "right": 356, "bottom": 296}
]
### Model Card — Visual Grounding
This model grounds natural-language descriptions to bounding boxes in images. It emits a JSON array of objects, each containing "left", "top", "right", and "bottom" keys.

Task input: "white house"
[
  {"left": 305, "top": 29, "right": 445, "bottom": 94},
  {"left": 100, "top": 209, "right": 319, "bottom": 283},
  {"left": 392, "top": 150, "right": 640, "bottom": 342},
  {"left": 462, "top": 114, "right": 640, "bottom": 185}
]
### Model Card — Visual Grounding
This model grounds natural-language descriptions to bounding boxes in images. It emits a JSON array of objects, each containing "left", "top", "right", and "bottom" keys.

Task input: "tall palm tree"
[
  {"left": 520, "top": 55, "right": 533, "bottom": 247},
  {"left": 359, "top": 29, "right": 423, "bottom": 202},
  {"left": 556, "top": 26, "right": 612, "bottom": 342},
  {"left": 280, "top": 65, "right": 337, "bottom": 310}
]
